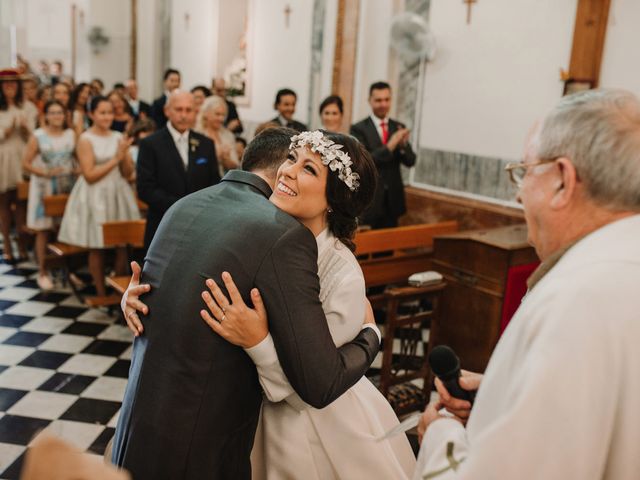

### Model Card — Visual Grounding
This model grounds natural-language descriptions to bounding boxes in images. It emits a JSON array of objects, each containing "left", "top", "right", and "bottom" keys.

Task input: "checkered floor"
[{"left": 0, "top": 254, "right": 131, "bottom": 479}]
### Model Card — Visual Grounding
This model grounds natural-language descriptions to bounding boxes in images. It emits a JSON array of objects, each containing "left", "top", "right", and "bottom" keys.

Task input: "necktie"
[{"left": 380, "top": 121, "right": 389, "bottom": 145}]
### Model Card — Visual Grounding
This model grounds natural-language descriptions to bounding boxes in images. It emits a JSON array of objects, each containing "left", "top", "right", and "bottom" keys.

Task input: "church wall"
[
  {"left": 407, "top": 0, "right": 576, "bottom": 204},
  {"left": 87, "top": 0, "right": 131, "bottom": 90},
  {"left": 235, "top": 0, "right": 315, "bottom": 135},
  {"left": 599, "top": 0, "right": 640, "bottom": 96},
  {"left": 170, "top": 0, "right": 218, "bottom": 92}
]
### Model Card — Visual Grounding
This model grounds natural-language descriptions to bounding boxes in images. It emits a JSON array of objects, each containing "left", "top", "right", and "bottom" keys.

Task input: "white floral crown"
[{"left": 289, "top": 130, "right": 360, "bottom": 192}]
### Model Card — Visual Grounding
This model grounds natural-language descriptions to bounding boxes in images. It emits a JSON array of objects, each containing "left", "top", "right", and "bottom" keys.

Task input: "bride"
[{"left": 199, "top": 130, "right": 415, "bottom": 479}]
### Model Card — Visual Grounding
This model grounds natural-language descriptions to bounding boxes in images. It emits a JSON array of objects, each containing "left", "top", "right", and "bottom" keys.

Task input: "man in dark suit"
[
  {"left": 150, "top": 68, "right": 181, "bottom": 127},
  {"left": 137, "top": 90, "right": 220, "bottom": 250},
  {"left": 351, "top": 81, "right": 416, "bottom": 228},
  {"left": 112, "top": 127, "right": 380, "bottom": 479},
  {"left": 125, "top": 78, "right": 151, "bottom": 120},
  {"left": 270, "top": 88, "right": 308, "bottom": 132}
]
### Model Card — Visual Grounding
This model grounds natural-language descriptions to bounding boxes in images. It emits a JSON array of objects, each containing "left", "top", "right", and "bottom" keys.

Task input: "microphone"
[{"left": 428, "top": 345, "right": 475, "bottom": 403}]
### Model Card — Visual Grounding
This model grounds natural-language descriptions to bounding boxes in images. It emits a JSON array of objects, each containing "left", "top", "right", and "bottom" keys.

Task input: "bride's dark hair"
[{"left": 322, "top": 131, "right": 377, "bottom": 251}]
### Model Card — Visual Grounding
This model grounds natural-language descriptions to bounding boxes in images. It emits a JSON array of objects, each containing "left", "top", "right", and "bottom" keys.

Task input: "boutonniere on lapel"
[{"left": 189, "top": 138, "right": 200, "bottom": 153}]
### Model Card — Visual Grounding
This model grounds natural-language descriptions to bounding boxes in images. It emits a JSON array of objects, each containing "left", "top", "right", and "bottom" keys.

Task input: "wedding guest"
[
  {"left": 90, "top": 78, "right": 105, "bottom": 97},
  {"left": 113, "top": 82, "right": 126, "bottom": 97},
  {"left": 108, "top": 90, "right": 134, "bottom": 133},
  {"left": 150, "top": 68, "right": 180, "bottom": 128},
  {"left": 57, "top": 96, "right": 139, "bottom": 298},
  {"left": 70, "top": 82, "right": 91, "bottom": 136},
  {"left": 350, "top": 81, "right": 416, "bottom": 229},
  {"left": 125, "top": 79, "right": 150, "bottom": 120},
  {"left": 197, "top": 95, "right": 239, "bottom": 174},
  {"left": 319, "top": 95, "right": 344, "bottom": 132},
  {"left": 50, "top": 60, "right": 63, "bottom": 85},
  {"left": 211, "top": 77, "right": 243, "bottom": 134},
  {"left": 22, "top": 77, "right": 39, "bottom": 108},
  {"left": 190, "top": 85, "right": 211, "bottom": 116},
  {"left": 37, "top": 60, "right": 51, "bottom": 86},
  {"left": 235, "top": 136, "right": 246, "bottom": 161},
  {"left": 270, "top": 88, "right": 307, "bottom": 132},
  {"left": 22, "top": 100, "right": 76, "bottom": 289},
  {"left": 137, "top": 90, "right": 219, "bottom": 250},
  {"left": 52, "top": 82, "right": 72, "bottom": 126},
  {"left": 127, "top": 118, "right": 155, "bottom": 165},
  {"left": 0, "top": 68, "right": 37, "bottom": 263},
  {"left": 35, "top": 84, "right": 52, "bottom": 126}
]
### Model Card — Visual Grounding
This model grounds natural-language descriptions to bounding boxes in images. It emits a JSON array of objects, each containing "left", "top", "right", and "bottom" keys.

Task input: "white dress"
[
  {"left": 26, "top": 128, "right": 76, "bottom": 230},
  {"left": 0, "top": 102, "right": 37, "bottom": 193},
  {"left": 414, "top": 215, "right": 640, "bottom": 480},
  {"left": 246, "top": 228, "right": 416, "bottom": 479},
  {"left": 57, "top": 130, "right": 140, "bottom": 248}
]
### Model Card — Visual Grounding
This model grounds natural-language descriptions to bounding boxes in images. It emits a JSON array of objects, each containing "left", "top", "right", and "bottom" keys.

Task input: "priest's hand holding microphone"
[{"left": 417, "top": 346, "right": 484, "bottom": 443}]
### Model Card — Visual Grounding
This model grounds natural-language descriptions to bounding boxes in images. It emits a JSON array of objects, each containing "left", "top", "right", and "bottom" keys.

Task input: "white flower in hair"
[{"left": 289, "top": 130, "right": 361, "bottom": 191}]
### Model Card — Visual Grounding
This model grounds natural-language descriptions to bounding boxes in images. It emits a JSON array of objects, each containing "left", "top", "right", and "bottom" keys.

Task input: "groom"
[{"left": 112, "top": 127, "right": 381, "bottom": 479}]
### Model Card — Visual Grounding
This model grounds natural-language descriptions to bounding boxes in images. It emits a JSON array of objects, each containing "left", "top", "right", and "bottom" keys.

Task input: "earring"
[{"left": 327, "top": 207, "right": 333, "bottom": 213}]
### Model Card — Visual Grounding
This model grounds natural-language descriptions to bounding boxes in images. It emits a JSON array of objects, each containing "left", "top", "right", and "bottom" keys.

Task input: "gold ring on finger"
[{"left": 221, "top": 314, "right": 227, "bottom": 322}]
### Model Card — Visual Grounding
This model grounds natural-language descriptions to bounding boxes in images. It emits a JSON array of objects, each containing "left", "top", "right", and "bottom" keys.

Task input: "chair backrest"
[
  {"left": 102, "top": 220, "right": 147, "bottom": 248},
  {"left": 372, "top": 281, "right": 446, "bottom": 415},
  {"left": 355, "top": 221, "right": 458, "bottom": 288},
  {"left": 354, "top": 221, "right": 458, "bottom": 256},
  {"left": 17, "top": 181, "right": 30, "bottom": 201},
  {"left": 43, "top": 194, "right": 70, "bottom": 218}
]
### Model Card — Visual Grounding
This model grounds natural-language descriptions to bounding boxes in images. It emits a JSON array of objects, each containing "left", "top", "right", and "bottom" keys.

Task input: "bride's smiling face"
[{"left": 270, "top": 146, "right": 329, "bottom": 229}]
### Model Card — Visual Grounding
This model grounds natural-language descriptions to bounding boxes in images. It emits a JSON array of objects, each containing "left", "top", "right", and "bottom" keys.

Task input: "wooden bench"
[
  {"left": 354, "top": 221, "right": 458, "bottom": 288},
  {"left": 103, "top": 220, "right": 146, "bottom": 296},
  {"left": 354, "top": 222, "right": 458, "bottom": 414}
]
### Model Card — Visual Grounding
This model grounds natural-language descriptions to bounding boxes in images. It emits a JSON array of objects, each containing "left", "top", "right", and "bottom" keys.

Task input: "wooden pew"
[
  {"left": 353, "top": 221, "right": 458, "bottom": 414},
  {"left": 103, "top": 220, "right": 146, "bottom": 297},
  {"left": 355, "top": 221, "right": 458, "bottom": 288}
]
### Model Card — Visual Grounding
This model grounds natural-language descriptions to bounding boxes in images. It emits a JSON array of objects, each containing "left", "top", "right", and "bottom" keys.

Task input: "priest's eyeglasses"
[{"left": 504, "top": 158, "right": 558, "bottom": 187}]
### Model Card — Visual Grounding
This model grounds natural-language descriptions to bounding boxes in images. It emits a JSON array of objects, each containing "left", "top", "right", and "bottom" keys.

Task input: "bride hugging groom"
[{"left": 111, "top": 127, "right": 416, "bottom": 479}]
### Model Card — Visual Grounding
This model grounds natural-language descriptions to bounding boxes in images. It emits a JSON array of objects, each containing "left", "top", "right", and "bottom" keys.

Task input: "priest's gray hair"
[{"left": 537, "top": 89, "right": 640, "bottom": 211}]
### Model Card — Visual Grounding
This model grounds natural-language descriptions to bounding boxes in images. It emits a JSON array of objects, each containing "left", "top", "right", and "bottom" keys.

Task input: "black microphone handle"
[{"left": 440, "top": 374, "right": 475, "bottom": 404}]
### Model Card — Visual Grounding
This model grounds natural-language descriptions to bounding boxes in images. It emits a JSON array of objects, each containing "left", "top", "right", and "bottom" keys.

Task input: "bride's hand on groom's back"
[{"left": 200, "top": 272, "right": 269, "bottom": 348}]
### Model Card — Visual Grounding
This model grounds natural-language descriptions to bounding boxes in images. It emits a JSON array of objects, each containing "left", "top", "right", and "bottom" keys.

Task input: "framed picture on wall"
[{"left": 563, "top": 79, "right": 594, "bottom": 96}]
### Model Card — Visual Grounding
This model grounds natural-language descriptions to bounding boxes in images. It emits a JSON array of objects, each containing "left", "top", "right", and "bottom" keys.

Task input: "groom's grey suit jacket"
[{"left": 112, "top": 170, "right": 380, "bottom": 480}]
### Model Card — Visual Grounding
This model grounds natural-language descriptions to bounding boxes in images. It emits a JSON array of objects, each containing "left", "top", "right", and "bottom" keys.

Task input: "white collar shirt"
[
  {"left": 370, "top": 114, "right": 390, "bottom": 142},
  {"left": 167, "top": 121, "right": 190, "bottom": 168}
]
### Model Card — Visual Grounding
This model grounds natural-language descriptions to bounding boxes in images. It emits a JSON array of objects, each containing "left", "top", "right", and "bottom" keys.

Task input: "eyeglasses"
[{"left": 504, "top": 158, "right": 558, "bottom": 187}]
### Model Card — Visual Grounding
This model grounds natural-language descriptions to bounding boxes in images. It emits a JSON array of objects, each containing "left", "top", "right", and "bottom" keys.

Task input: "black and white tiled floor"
[{"left": 0, "top": 256, "right": 131, "bottom": 479}]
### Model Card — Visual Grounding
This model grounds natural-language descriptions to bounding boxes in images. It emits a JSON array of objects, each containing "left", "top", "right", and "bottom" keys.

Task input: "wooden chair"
[
  {"left": 354, "top": 222, "right": 457, "bottom": 414},
  {"left": 102, "top": 219, "right": 146, "bottom": 298},
  {"left": 372, "top": 282, "right": 446, "bottom": 415},
  {"left": 16, "top": 181, "right": 29, "bottom": 201}
]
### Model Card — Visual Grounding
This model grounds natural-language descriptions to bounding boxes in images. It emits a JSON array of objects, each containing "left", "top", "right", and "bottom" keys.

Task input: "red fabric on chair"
[{"left": 500, "top": 262, "right": 540, "bottom": 336}]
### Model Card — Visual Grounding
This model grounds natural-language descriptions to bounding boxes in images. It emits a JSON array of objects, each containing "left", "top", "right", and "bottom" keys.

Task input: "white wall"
[
  {"left": 170, "top": 0, "right": 218, "bottom": 90},
  {"left": 236, "top": 0, "right": 314, "bottom": 125},
  {"left": 599, "top": 0, "right": 640, "bottom": 97},
  {"left": 351, "top": 0, "right": 395, "bottom": 122},
  {"left": 86, "top": 0, "right": 131, "bottom": 89},
  {"left": 418, "top": 0, "right": 576, "bottom": 160}
]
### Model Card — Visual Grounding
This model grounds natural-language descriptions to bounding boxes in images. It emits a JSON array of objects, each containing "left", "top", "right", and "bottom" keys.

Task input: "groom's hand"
[{"left": 121, "top": 261, "right": 151, "bottom": 337}]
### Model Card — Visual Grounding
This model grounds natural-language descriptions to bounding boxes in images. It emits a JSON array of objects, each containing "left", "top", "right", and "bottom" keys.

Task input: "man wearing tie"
[
  {"left": 126, "top": 78, "right": 151, "bottom": 121},
  {"left": 270, "top": 88, "right": 308, "bottom": 132},
  {"left": 137, "top": 90, "right": 220, "bottom": 250},
  {"left": 350, "top": 81, "right": 416, "bottom": 229},
  {"left": 150, "top": 68, "right": 181, "bottom": 128}
]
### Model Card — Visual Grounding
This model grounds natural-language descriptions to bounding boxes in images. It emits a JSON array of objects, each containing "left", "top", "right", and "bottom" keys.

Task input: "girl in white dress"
[
  {"left": 201, "top": 131, "right": 416, "bottom": 479},
  {"left": 0, "top": 69, "right": 37, "bottom": 263},
  {"left": 22, "top": 100, "right": 76, "bottom": 289},
  {"left": 58, "top": 96, "right": 139, "bottom": 298}
]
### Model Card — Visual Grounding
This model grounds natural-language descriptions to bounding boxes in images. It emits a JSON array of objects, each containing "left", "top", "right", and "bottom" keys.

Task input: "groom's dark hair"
[{"left": 241, "top": 126, "right": 298, "bottom": 176}]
